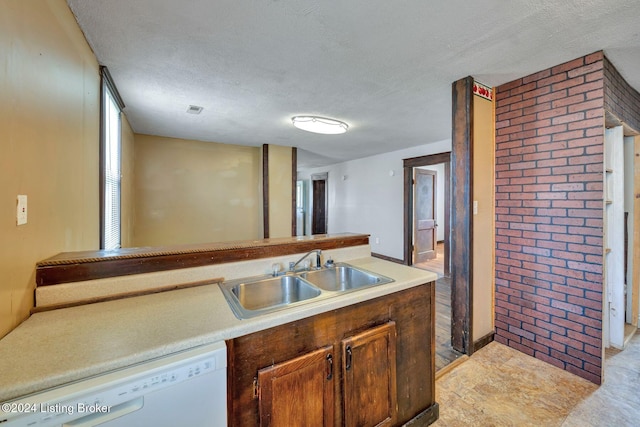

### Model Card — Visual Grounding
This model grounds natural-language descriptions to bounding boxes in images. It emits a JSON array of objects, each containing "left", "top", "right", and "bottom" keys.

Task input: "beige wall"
[
  {"left": 472, "top": 94, "right": 495, "bottom": 341},
  {"left": 0, "top": 0, "right": 100, "bottom": 337},
  {"left": 132, "top": 134, "right": 262, "bottom": 246},
  {"left": 267, "top": 145, "right": 293, "bottom": 238}
]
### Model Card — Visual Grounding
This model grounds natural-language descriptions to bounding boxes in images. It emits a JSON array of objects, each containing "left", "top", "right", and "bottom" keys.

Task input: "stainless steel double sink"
[{"left": 219, "top": 263, "right": 394, "bottom": 319}]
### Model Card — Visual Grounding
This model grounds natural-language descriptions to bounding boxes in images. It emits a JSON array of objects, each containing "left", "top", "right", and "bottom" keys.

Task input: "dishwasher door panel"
[
  {"left": 1, "top": 342, "right": 227, "bottom": 427},
  {"left": 65, "top": 367, "right": 226, "bottom": 427}
]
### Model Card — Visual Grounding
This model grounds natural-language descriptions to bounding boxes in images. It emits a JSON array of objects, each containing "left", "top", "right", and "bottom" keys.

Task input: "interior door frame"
[
  {"left": 604, "top": 113, "right": 640, "bottom": 347},
  {"left": 407, "top": 162, "right": 448, "bottom": 269},
  {"left": 622, "top": 132, "right": 640, "bottom": 332},
  {"left": 633, "top": 134, "right": 640, "bottom": 328},
  {"left": 404, "top": 152, "right": 461, "bottom": 350},
  {"left": 604, "top": 125, "right": 625, "bottom": 349}
]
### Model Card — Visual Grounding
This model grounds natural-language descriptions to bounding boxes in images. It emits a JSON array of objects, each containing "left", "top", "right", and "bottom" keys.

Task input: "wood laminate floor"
[
  {"left": 413, "top": 243, "right": 464, "bottom": 371},
  {"left": 434, "top": 276, "right": 464, "bottom": 371},
  {"left": 414, "top": 242, "right": 445, "bottom": 278}
]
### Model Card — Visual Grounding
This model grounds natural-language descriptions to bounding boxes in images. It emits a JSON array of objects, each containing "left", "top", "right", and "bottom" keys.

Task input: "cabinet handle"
[
  {"left": 345, "top": 345, "right": 352, "bottom": 371},
  {"left": 326, "top": 353, "right": 333, "bottom": 380},
  {"left": 253, "top": 377, "right": 259, "bottom": 399}
]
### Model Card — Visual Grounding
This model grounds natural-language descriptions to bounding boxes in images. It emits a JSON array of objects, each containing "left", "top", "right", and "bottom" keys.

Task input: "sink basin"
[
  {"left": 220, "top": 274, "right": 321, "bottom": 318},
  {"left": 219, "top": 263, "right": 394, "bottom": 319},
  {"left": 301, "top": 263, "right": 394, "bottom": 291}
]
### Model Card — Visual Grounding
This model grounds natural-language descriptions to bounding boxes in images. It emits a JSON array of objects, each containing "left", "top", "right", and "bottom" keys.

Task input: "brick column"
[{"left": 494, "top": 52, "right": 604, "bottom": 384}]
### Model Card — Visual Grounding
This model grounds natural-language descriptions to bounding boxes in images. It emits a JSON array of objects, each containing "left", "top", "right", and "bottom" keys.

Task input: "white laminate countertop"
[{"left": 0, "top": 257, "right": 437, "bottom": 402}]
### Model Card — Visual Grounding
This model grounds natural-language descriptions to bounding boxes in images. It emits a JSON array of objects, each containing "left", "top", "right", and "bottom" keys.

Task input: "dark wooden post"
[
  {"left": 262, "top": 144, "right": 269, "bottom": 238},
  {"left": 451, "top": 77, "right": 474, "bottom": 354}
]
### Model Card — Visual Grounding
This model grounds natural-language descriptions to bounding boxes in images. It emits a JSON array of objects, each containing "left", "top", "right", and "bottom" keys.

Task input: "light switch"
[
  {"left": 17, "top": 195, "right": 27, "bottom": 225},
  {"left": 473, "top": 200, "right": 478, "bottom": 215}
]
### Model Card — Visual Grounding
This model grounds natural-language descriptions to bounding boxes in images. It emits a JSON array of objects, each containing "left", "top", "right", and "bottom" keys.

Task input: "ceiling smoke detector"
[{"left": 187, "top": 105, "right": 203, "bottom": 114}]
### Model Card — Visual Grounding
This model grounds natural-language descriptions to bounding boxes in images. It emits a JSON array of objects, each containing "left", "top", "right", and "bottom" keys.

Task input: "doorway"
[
  {"left": 604, "top": 124, "right": 639, "bottom": 352},
  {"left": 403, "top": 152, "right": 462, "bottom": 371},
  {"left": 311, "top": 173, "right": 328, "bottom": 235},
  {"left": 403, "top": 153, "right": 451, "bottom": 273},
  {"left": 413, "top": 166, "right": 445, "bottom": 276}
]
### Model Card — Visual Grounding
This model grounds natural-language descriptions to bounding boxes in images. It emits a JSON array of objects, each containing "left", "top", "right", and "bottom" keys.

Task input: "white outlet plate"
[
  {"left": 17, "top": 195, "right": 27, "bottom": 225},
  {"left": 473, "top": 200, "right": 478, "bottom": 215}
]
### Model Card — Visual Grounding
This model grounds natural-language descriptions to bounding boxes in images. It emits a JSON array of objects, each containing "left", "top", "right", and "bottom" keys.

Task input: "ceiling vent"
[{"left": 186, "top": 105, "right": 203, "bottom": 114}]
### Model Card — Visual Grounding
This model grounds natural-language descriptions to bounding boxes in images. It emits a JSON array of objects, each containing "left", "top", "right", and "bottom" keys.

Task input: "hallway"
[
  {"left": 434, "top": 276, "right": 464, "bottom": 371},
  {"left": 414, "top": 242, "right": 445, "bottom": 278},
  {"left": 413, "top": 242, "right": 464, "bottom": 371}
]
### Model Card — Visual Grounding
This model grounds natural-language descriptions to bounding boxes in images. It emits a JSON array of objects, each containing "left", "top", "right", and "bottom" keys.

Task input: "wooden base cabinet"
[
  {"left": 227, "top": 283, "right": 438, "bottom": 426},
  {"left": 342, "top": 322, "right": 397, "bottom": 427},
  {"left": 257, "top": 346, "right": 335, "bottom": 427}
]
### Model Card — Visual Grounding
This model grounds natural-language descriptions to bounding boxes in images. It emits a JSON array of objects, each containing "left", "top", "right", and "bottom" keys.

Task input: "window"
[{"left": 100, "top": 67, "right": 125, "bottom": 250}]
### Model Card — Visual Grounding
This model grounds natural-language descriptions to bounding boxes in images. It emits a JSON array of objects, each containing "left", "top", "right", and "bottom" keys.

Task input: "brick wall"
[
  {"left": 494, "top": 52, "right": 605, "bottom": 384},
  {"left": 604, "top": 56, "right": 640, "bottom": 132}
]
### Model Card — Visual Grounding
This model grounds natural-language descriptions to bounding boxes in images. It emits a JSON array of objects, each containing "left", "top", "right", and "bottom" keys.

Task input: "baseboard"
[
  {"left": 472, "top": 331, "right": 495, "bottom": 352},
  {"left": 404, "top": 402, "right": 439, "bottom": 426},
  {"left": 371, "top": 252, "right": 405, "bottom": 265},
  {"left": 435, "top": 355, "right": 469, "bottom": 380}
]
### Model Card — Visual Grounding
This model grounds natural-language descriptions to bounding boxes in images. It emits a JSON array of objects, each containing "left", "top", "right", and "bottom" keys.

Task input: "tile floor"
[{"left": 433, "top": 333, "right": 640, "bottom": 426}]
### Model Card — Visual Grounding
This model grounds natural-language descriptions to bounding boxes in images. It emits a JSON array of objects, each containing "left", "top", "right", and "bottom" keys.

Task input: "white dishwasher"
[{"left": 0, "top": 341, "right": 227, "bottom": 427}]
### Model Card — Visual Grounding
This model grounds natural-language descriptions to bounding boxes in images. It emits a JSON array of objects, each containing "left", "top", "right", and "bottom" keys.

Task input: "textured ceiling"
[{"left": 66, "top": 0, "right": 640, "bottom": 168}]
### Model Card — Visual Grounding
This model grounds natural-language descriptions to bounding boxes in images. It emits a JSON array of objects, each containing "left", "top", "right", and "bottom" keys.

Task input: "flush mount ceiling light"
[{"left": 291, "top": 116, "right": 349, "bottom": 135}]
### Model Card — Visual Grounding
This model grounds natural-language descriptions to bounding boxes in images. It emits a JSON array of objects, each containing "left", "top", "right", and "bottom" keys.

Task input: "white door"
[{"left": 605, "top": 126, "right": 625, "bottom": 349}]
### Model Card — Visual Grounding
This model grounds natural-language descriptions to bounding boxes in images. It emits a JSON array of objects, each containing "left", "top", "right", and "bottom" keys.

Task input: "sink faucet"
[{"left": 290, "top": 250, "right": 322, "bottom": 272}]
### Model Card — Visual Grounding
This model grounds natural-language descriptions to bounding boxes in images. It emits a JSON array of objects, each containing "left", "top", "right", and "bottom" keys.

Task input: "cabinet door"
[
  {"left": 257, "top": 345, "right": 334, "bottom": 427},
  {"left": 342, "top": 322, "right": 397, "bottom": 427}
]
